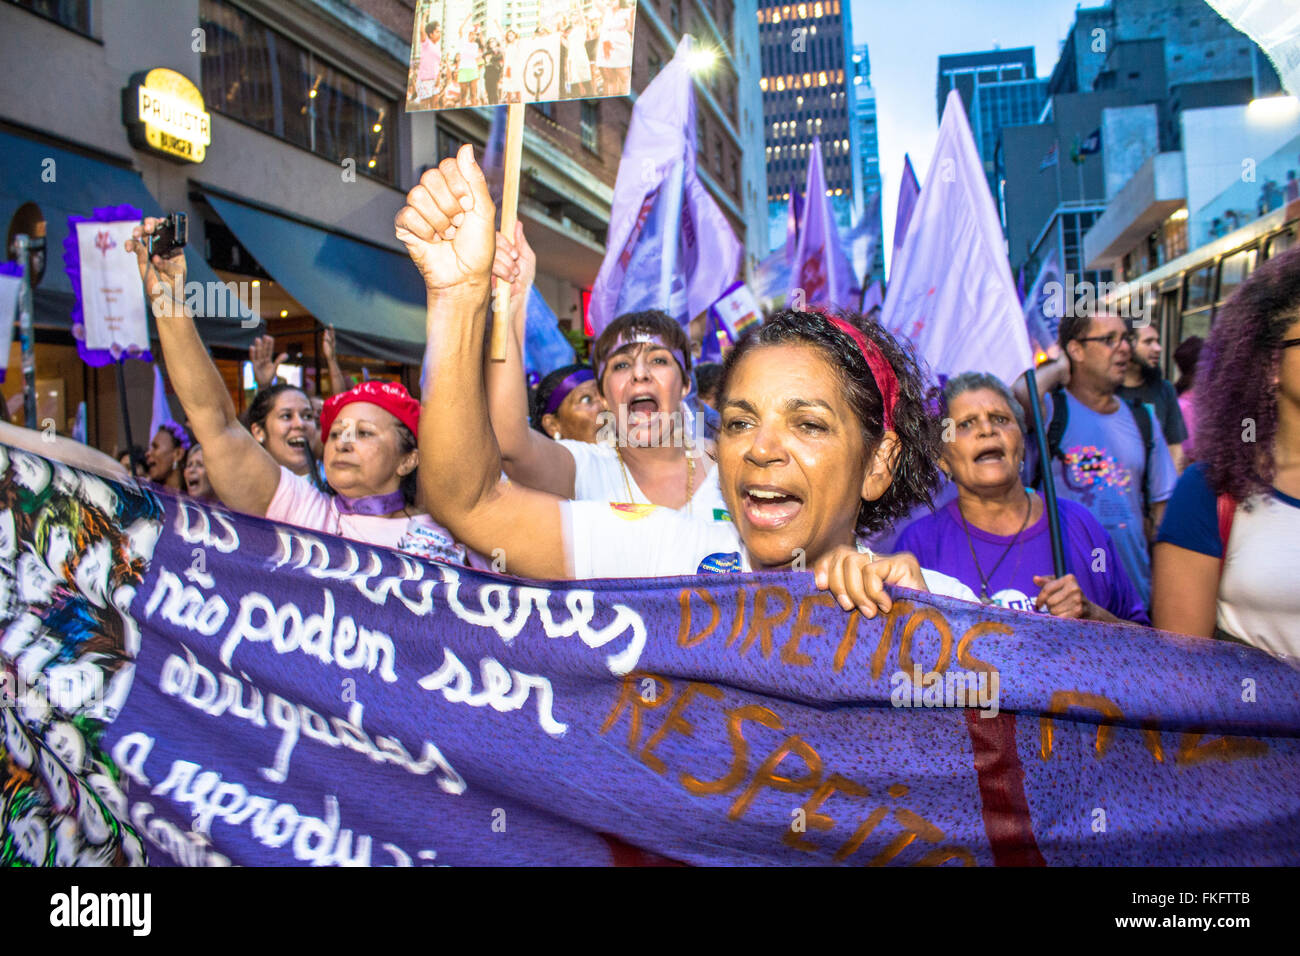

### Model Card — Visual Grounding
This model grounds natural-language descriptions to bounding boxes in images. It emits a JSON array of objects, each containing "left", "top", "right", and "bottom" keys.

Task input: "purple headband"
[
  {"left": 596, "top": 332, "right": 687, "bottom": 384},
  {"left": 158, "top": 421, "right": 192, "bottom": 452},
  {"left": 544, "top": 368, "right": 595, "bottom": 416}
]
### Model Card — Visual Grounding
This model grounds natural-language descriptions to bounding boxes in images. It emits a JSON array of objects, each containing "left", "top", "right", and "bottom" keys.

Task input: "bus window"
[
  {"left": 1184, "top": 263, "right": 1216, "bottom": 309},
  {"left": 1216, "top": 247, "right": 1256, "bottom": 304},
  {"left": 1267, "top": 229, "right": 1295, "bottom": 259},
  {"left": 1179, "top": 310, "right": 1212, "bottom": 347}
]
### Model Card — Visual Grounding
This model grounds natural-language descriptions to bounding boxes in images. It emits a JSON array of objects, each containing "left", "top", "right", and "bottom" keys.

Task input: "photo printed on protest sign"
[{"left": 405, "top": 0, "right": 637, "bottom": 111}]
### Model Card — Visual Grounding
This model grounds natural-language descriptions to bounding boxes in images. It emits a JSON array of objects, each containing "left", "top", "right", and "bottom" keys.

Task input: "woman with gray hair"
[{"left": 894, "top": 371, "right": 1149, "bottom": 623}]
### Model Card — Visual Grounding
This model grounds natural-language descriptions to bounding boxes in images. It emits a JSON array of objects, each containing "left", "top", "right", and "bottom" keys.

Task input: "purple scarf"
[{"left": 333, "top": 490, "right": 406, "bottom": 516}]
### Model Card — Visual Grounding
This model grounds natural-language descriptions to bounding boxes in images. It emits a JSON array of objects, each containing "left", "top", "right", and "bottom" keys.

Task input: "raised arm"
[
  {"left": 397, "top": 146, "right": 570, "bottom": 579},
  {"left": 485, "top": 223, "right": 578, "bottom": 496},
  {"left": 126, "top": 219, "right": 283, "bottom": 515},
  {"left": 321, "top": 326, "right": 349, "bottom": 396},
  {"left": 1012, "top": 350, "right": 1067, "bottom": 424}
]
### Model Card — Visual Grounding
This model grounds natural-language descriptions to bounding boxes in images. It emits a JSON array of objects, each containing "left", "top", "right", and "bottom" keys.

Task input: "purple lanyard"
[{"left": 334, "top": 490, "right": 406, "bottom": 516}]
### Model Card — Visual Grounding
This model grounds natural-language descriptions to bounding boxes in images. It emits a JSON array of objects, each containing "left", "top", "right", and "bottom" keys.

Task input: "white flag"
[
  {"left": 0, "top": 270, "right": 20, "bottom": 382},
  {"left": 1206, "top": 0, "right": 1300, "bottom": 97},
  {"left": 75, "top": 221, "right": 150, "bottom": 354},
  {"left": 881, "top": 90, "right": 1031, "bottom": 386}
]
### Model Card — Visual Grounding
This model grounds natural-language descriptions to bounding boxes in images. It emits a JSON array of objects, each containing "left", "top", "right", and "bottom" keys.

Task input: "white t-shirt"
[
  {"left": 563, "top": 499, "right": 971, "bottom": 599},
  {"left": 559, "top": 439, "right": 731, "bottom": 522},
  {"left": 1218, "top": 494, "right": 1300, "bottom": 661},
  {"left": 265, "top": 467, "right": 472, "bottom": 564}
]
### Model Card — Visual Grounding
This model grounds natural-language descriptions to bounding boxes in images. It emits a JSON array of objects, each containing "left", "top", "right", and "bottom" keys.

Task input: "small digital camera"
[{"left": 146, "top": 212, "right": 188, "bottom": 259}]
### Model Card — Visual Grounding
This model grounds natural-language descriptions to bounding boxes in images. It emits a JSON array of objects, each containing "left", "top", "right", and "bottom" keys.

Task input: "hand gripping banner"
[{"left": 2, "top": 442, "right": 1299, "bottom": 866}]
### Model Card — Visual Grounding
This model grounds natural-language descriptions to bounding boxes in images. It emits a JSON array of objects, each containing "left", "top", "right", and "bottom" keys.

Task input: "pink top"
[
  {"left": 417, "top": 36, "right": 442, "bottom": 84},
  {"left": 266, "top": 466, "right": 473, "bottom": 564}
]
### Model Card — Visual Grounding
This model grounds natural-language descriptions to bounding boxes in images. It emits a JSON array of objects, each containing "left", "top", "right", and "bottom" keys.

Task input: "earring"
[{"left": 553, "top": 432, "right": 562, "bottom": 440}]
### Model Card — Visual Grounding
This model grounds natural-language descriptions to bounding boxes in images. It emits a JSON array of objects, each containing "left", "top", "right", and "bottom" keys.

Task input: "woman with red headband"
[
  {"left": 397, "top": 148, "right": 966, "bottom": 611},
  {"left": 489, "top": 223, "right": 727, "bottom": 518},
  {"left": 125, "top": 220, "right": 473, "bottom": 563}
]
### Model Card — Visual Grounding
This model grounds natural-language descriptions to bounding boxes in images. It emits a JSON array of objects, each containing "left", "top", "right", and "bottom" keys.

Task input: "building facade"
[
  {"left": 757, "top": 0, "right": 858, "bottom": 251},
  {"left": 850, "top": 43, "right": 883, "bottom": 285},
  {"left": 1003, "top": 0, "right": 1282, "bottom": 290}
]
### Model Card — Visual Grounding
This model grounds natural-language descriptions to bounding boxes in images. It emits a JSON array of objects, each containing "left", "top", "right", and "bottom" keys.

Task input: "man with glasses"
[
  {"left": 1015, "top": 311, "right": 1178, "bottom": 609},
  {"left": 1118, "top": 320, "right": 1188, "bottom": 472}
]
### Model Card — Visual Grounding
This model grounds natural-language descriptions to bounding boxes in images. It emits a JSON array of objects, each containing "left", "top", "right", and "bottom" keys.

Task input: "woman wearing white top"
[
  {"left": 124, "top": 219, "right": 474, "bottom": 566},
  {"left": 595, "top": 0, "right": 634, "bottom": 93},
  {"left": 489, "top": 223, "right": 728, "bottom": 520},
  {"left": 500, "top": 30, "right": 522, "bottom": 103},
  {"left": 563, "top": 14, "right": 594, "bottom": 97},
  {"left": 396, "top": 149, "right": 960, "bottom": 615},
  {"left": 1152, "top": 244, "right": 1300, "bottom": 660}
]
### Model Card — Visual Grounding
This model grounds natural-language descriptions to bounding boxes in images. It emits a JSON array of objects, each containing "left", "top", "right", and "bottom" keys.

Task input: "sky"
[{"left": 850, "top": 0, "right": 1089, "bottom": 271}]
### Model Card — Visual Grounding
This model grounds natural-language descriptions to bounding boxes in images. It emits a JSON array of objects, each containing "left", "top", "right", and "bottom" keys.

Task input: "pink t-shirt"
[
  {"left": 417, "top": 36, "right": 442, "bottom": 84},
  {"left": 265, "top": 467, "right": 472, "bottom": 564}
]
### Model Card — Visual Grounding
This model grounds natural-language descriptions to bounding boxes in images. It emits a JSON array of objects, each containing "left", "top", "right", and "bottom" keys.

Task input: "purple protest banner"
[{"left": 3, "top": 444, "right": 1299, "bottom": 866}]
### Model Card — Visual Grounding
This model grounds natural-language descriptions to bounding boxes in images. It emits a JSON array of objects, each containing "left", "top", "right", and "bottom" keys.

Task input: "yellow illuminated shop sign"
[{"left": 122, "top": 69, "right": 211, "bottom": 163}]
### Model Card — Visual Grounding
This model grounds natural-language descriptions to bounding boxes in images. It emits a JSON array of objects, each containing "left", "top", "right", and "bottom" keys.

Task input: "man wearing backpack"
[{"left": 1014, "top": 311, "right": 1178, "bottom": 608}]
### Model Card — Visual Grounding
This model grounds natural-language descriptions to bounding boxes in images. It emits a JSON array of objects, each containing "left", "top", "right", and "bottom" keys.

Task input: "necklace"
[
  {"left": 956, "top": 491, "right": 1034, "bottom": 604},
  {"left": 616, "top": 445, "right": 695, "bottom": 512}
]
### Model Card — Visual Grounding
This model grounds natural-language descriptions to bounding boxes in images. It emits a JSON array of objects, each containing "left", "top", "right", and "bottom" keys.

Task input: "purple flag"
[
  {"left": 890, "top": 154, "right": 920, "bottom": 282},
  {"left": 784, "top": 182, "right": 803, "bottom": 266},
  {"left": 861, "top": 279, "right": 884, "bottom": 314},
  {"left": 149, "top": 364, "right": 171, "bottom": 442},
  {"left": 791, "top": 138, "right": 857, "bottom": 310},
  {"left": 589, "top": 37, "right": 741, "bottom": 335},
  {"left": 881, "top": 91, "right": 1032, "bottom": 386},
  {"left": 1023, "top": 247, "right": 1063, "bottom": 356}
]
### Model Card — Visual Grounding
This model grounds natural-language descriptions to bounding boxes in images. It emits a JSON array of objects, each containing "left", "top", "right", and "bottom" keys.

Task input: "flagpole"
[
  {"left": 490, "top": 102, "right": 526, "bottom": 362},
  {"left": 115, "top": 361, "right": 139, "bottom": 472},
  {"left": 11, "top": 233, "right": 37, "bottom": 428},
  {"left": 1025, "top": 364, "right": 1066, "bottom": 577}
]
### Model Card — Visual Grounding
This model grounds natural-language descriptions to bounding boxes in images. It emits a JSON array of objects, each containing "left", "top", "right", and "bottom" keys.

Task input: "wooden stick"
[{"left": 491, "top": 103, "right": 526, "bottom": 362}]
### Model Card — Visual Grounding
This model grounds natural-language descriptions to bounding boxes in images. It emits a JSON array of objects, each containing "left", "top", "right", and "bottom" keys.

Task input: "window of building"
[
  {"left": 199, "top": 0, "right": 395, "bottom": 183},
  {"left": 6, "top": 0, "right": 92, "bottom": 36},
  {"left": 581, "top": 101, "right": 599, "bottom": 154}
]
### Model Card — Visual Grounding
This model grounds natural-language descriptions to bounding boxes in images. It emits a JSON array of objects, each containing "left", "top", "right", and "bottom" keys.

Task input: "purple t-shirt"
[{"left": 894, "top": 496, "right": 1149, "bottom": 625}]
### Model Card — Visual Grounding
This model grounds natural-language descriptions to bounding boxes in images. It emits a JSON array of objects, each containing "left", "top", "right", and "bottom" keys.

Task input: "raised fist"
[{"left": 396, "top": 144, "right": 496, "bottom": 296}]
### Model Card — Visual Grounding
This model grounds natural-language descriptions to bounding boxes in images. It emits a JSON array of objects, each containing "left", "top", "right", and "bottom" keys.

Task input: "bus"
[{"left": 1101, "top": 199, "right": 1300, "bottom": 382}]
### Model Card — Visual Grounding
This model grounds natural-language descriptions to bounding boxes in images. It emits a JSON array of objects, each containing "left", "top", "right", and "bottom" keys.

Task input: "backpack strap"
[{"left": 1125, "top": 398, "right": 1155, "bottom": 520}]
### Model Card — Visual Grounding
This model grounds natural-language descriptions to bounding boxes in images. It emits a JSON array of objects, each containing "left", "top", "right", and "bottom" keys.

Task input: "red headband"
[
  {"left": 826, "top": 316, "right": 899, "bottom": 432},
  {"left": 320, "top": 381, "right": 420, "bottom": 440}
]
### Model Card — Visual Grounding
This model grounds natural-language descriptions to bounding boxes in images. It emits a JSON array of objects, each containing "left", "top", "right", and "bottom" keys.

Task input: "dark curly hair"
[
  {"left": 717, "top": 309, "right": 942, "bottom": 536},
  {"left": 1196, "top": 243, "right": 1300, "bottom": 503}
]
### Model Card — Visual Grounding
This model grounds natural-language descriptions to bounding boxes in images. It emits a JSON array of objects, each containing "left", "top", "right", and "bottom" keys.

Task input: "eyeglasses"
[{"left": 1075, "top": 332, "right": 1133, "bottom": 350}]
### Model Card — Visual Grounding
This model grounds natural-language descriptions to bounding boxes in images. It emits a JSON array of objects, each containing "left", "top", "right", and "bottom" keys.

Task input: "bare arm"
[
  {"left": 0, "top": 422, "right": 126, "bottom": 480},
  {"left": 485, "top": 224, "right": 577, "bottom": 496},
  {"left": 1012, "top": 352, "right": 1068, "bottom": 426},
  {"left": 321, "top": 326, "right": 349, "bottom": 396},
  {"left": 126, "top": 220, "right": 283, "bottom": 516},
  {"left": 399, "top": 147, "right": 570, "bottom": 579},
  {"left": 1150, "top": 541, "right": 1219, "bottom": 637}
]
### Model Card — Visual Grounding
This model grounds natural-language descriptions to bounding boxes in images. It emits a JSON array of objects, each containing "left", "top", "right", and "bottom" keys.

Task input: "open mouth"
[
  {"left": 740, "top": 485, "right": 804, "bottom": 529},
  {"left": 286, "top": 437, "right": 308, "bottom": 452},
  {"left": 974, "top": 447, "right": 1006, "bottom": 464},
  {"left": 626, "top": 395, "right": 659, "bottom": 419}
]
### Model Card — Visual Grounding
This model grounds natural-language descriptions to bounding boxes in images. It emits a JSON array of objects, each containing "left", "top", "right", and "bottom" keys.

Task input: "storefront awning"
[
  {"left": 199, "top": 189, "right": 429, "bottom": 365},
  {"left": 0, "top": 128, "right": 257, "bottom": 350}
]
